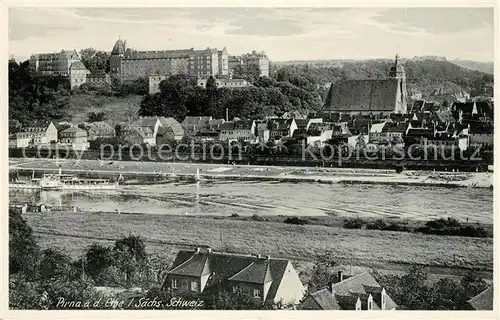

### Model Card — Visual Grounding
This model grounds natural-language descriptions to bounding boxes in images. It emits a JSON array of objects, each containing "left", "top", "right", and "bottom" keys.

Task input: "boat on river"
[{"left": 39, "top": 174, "right": 119, "bottom": 190}]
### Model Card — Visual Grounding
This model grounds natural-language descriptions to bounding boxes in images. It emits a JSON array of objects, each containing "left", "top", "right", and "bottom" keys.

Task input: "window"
[
  {"left": 171, "top": 279, "right": 178, "bottom": 289},
  {"left": 190, "top": 281, "right": 198, "bottom": 292},
  {"left": 253, "top": 288, "right": 261, "bottom": 298},
  {"left": 232, "top": 286, "right": 238, "bottom": 293}
]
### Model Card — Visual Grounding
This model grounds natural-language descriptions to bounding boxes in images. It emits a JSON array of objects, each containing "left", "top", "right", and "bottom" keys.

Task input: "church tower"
[
  {"left": 110, "top": 38, "right": 126, "bottom": 84},
  {"left": 389, "top": 53, "right": 407, "bottom": 114}
]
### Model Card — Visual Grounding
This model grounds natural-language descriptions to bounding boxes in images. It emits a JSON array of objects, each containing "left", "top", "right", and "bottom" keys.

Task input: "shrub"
[
  {"left": 251, "top": 214, "right": 266, "bottom": 222},
  {"left": 367, "top": 219, "right": 387, "bottom": 230},
  {"left": 230, "top": 213, "right": 239, "bottom": 218},
  {"left": 343, "top": 217, "right": 365, "bottom": 229},
  {"left": 426, "top": 217, "right": 461, "bottom": 229},
  {"left": 283, "top": 217, "right": 309, "bottom": 225}
]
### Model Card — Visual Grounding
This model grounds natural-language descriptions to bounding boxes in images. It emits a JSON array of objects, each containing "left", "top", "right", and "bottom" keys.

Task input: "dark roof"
[
  {"left": 221, "top": 120, "right": 254, "bottom": 131},
  {"left": 295, "top": 119, "right": 308, "bottom": 130},
  {"left": 26, "top": 120, "right": 53, "bottom": 130},
  {"left": 112, "top": 39, "right": 126, "bottom": 55},
  {"left": 269, "top": 119, "right": 294, "bottom": 131},
  {"left": 406, "top": 128, "right": 434, "bottom": 138},
  {"left": 166, "top": 250, "right": 290, "bottom": 302},
  {"left": 332, "top": 272, "right": 397, "bottom": 310},
  {"left": 453, "top": 102, "right": 475, "bottom": 114},
  {"left": 228, "top": 261, "right": 273, "bottom": 284},
  {"left": 69, "top": 61, "right": 88, "bottom": 71},
  {"left": 382, "top": 122, "right": 408, "bottom": 133},
  {"left": 61, "top": 49, "right": 79, "bottom": 59},
  {"left": 125, "top": 49, "right": 195, "bottom": 59},
  {"left": 308, "top": 288, "right": 342, "bottom": 310},
  {"left": 323, "top": 79, "right": 399, "bottom": 112},
  {"left": 467, "top": 286, "right": 493, "bottom": 310},
  {"left": 61, "top": 126, "right": 87, "bottom": 134}
]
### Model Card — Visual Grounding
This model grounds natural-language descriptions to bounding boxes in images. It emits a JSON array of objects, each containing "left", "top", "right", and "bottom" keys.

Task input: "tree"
[
  {"left": 80, "top": 48, "right": 110, "bottom": 73},
  {"left": 307, "top": 251, "right": 337, "bottom": 293},
  {"left": 39, "top": 249, "right": 73, "bottom": 281},
  {"left": 9, "top": 274, "right": 50, "bottom": 310},
  {"left": 85, "top": 244, "right": 116, "bottom": 281},
  {"left": 88, "top": 111, "right": 107, "bottom": 122},
  {"left": 205, "top": 76, "right": 217, "bottom": 89},
  {"left": 9, "top": 209, "right": 39, "bottom": 279}
]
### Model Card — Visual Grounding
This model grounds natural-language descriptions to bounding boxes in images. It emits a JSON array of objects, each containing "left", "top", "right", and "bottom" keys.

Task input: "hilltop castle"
[{"left": 323, "top": 53, "right": 408, "bottom": 115}]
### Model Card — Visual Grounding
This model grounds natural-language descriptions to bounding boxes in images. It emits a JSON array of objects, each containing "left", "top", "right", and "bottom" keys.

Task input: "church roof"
[
  {"left": 112, "top": 39, "right": 126, "bottom": 55},
  {"left": 324, "top": 79, "right": 400, "bottom": 112}
]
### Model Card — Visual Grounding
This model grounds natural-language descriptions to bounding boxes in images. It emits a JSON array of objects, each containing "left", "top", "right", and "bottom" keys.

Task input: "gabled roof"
[
  {"left": 167, "top": 250, "right": 290, "bottom": 302},
  {"left": 369, "top": 122, "right": 386, "bottom": 133},
  {"left": 221, "top": 120, "right": 254, "bottom": 131},
  {"left": 382, "top": 122, "right": 408, "bottom": 133},
  {"left": 324, "top": 79, "right": 400, "bottom": 112},
  {"left": 308, "top": 288, "right": 342, "bottom": 310},
  {"left": 452, "top": 102, "right": 475, "bottom": 114},
  {"left": 26, "top": 121, "right": 53, "bottom": 130},
  {"left": 61, "top": 126, "right": 87, "bottom": 134},
  {"left": 269, "top": 118, "right": 294, "bottom": 131},
  {"left": 228, "top": 261, "right": 273, "bottom": 284},
  {"left": 61, "top": 49, "right": 79, "bottom": 60},
  {"left": 69, "top": 61, "right": 88, "bottom": 71},
  {"left": 332, "top": 272, "right": 397, "bottom": 310},
  {"left": 467, "top": 286, "right": 493, "bottom": 310},
  {"left": 87, "top": 121, "right": 115, "bottom": 135}
]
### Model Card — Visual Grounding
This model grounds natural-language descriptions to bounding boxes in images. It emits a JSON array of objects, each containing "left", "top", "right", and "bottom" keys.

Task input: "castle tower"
[
  {"left": 110, "top": 38, "right": 126, "bottom": 83},
  {"left": 389, "top": 53, "right": 407, "bottom": 114}
]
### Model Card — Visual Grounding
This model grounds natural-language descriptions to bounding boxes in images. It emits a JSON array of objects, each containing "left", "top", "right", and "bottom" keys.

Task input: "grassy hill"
[{"left": 67, "top": 93, "right": 143, "bottom": 124}]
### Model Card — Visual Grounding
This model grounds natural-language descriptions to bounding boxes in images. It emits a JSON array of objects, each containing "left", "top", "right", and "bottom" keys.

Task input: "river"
[{"left": 9, "top": 179, "right": 493, "bottom": 224}]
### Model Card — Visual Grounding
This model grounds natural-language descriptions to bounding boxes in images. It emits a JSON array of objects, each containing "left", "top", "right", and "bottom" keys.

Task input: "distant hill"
[
  {"left": 450, "top": 60, "right": 493, "bottom": 75},
  {"left": 272, "top": 59, "right": 494, "bottom": 104}
]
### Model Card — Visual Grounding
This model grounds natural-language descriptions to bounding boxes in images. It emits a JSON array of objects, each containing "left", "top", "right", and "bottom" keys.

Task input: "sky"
[{"left": 8, "top": 7, "right": 494, "bottom": 62}]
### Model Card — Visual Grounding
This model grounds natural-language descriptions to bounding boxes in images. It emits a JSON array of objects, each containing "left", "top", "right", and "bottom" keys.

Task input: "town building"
[
  {"left": 59, "top": 126, "right": 89, "bottom": 150},
  {"left": 368, "top": 122, "right": 387, "bottom": 144},
  {"left": 15, "top": 121, "right": 59, "bottom": 146},
  {"left": 162, "top": 248, "right": 305, "bottom": 306},
  {"left": 197, "top": 78, "right": 250, "bottom": 89},
  {"left": 323, "top": 53, "right": 407, "bottom": 115},
  {"left": 29, "top": 50, "right": 81, "bottom": 76},
  {"left": 182, "top": 116, "right": 214, "bottom": 138},
  {"left": 110, "top": 39, "right": 229, "bottom": 83},
  {"left": 121, "top": 126, "right": 155, "bottom": 146},
  {"left": 86, "top": 70, "right": 111, "bottom": 87},
  {"left": 228, "top": 51, "right": 270, "bottom": 77},
  {"left": 9, "top": 132, "right": 33, "bottom": 148},
  {"left": 69, "top": 61, "right": 91, "bottom": 90},
  {"left": 219, "top": 120, "right": 257, "bottom": 142},
  {"left": 129, "top": 116, "right": 184, "bottom": 145},
  {"left": 268, "top": 119, "right": 298, "bottom": 140},
  {"left": 299, "top": 270, "right": 397, "bottom": 310},
  {"left": 84, "top": 121, "right": 116, "bottom": 141}
]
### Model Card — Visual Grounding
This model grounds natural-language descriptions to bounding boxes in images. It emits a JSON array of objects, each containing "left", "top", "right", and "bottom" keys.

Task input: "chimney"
[
  {"left": 207, "top": 248, "right": 212, "bottom": 254},
  {"left": 257, "top": 254, "right": 262, "bottom": 259},
  {"left": 338, "top": 270, "right": 343, "bottom": 282},
  {"left": 195, "top": 247, "right": 201, "bottom": 254},
  {"left": 329, "top": 281, "right": 335, "bottom": 295},
  {"left": 265, "top": 255, "right": 270, "bottom": 260}
]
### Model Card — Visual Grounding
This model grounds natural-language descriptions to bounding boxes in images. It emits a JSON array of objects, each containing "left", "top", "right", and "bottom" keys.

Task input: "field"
[
  {"left": 25, "top": 211, "right": 493, "bottom": 280},
  {"left": 67, "top": 93, "right": 143, "bottom": 124}
]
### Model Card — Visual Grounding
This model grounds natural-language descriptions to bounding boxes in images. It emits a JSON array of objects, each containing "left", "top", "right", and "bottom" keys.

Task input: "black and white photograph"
[{"left": 3, "top": 2, "right": 497, "bottom": 315}]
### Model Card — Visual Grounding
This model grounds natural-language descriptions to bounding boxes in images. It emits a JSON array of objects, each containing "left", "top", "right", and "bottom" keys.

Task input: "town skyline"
[{"left": 9, "top": 7, "right": 494, "bottom": 63}]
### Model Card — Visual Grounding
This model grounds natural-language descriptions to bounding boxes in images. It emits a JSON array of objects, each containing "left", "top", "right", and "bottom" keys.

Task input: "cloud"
[
  {"left": 9, "top": 23, "right": 83, "bottom": 41},
  {"left": 226, "top": 17, "right": 304, "bottom": 37},
  {"left": 371, "top": 8, "right": 493, "bottom": 34}
]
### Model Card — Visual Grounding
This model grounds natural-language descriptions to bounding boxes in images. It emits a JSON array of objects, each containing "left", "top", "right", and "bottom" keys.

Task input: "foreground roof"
[
  {"left": 167, "top": 250, "right": 290, "bottom": 301},
  {"left": 467, "top": 286, "right": 493, "bottom": 310}
]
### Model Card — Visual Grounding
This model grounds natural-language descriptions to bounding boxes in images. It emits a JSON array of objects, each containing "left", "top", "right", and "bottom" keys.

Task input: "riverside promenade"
[{"left": 9, "top": 158, "right": 493, "bottom": 188}]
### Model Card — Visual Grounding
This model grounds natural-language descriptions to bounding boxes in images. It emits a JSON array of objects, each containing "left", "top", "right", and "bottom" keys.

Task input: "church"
[{"left": 323, "top": 54, "right": 408, "bottom": 115}]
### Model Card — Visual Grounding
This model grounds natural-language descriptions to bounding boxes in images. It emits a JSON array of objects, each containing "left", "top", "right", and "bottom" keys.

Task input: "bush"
[
  {"left": 230, "top": 213, "right": 239, "bottom": 218},
  {"left": 283, "top": 217, "right": 309, "bottom": 225},
  {"left": 251, "top": 214, "right": 266, "bottom": 222},
  {"left": 343, "top": 217, "right": 365, "bottom": 229},
  {"left": 426, "top": 217, "right": 461, "bottom": 229},
  {"left": 366, "top": 219, "right": 387, "bottom": 230}
]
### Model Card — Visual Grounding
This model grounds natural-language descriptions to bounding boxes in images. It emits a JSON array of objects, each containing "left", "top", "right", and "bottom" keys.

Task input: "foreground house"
[
  {"left": 85, "top": 121, "right": 116, "bottom": 141},
  {"left": 163, "top": 248, "right": 305, "bottom": 306},
  {"left": 300, "top": 271, "right": 397, "bottom": 310}
]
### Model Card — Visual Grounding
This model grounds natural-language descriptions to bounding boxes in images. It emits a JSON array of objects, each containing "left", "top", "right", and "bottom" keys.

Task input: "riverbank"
[
  {"left": 10, "top": 158, "right": 493, "bottom": 188},
  {"left": 24, "top": 210, "right": 493, "bottom": 278}
]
